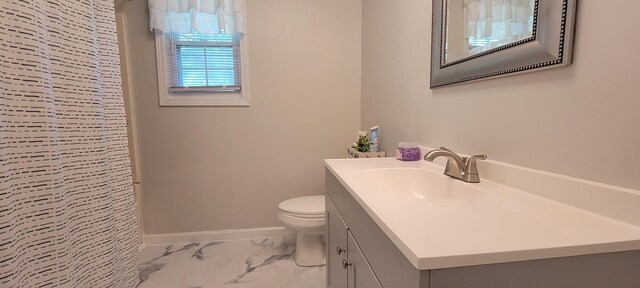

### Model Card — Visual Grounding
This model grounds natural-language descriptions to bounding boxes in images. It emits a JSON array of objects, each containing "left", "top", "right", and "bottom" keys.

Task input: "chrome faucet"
[{"left": 424, "top": 147, "right": 487, "bottom": 183}]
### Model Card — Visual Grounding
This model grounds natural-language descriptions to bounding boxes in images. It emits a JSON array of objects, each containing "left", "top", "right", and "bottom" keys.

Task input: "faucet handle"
[
  {"left": 470, "top": 154, "right": 487, "bottom": 161},
  {"left": 464, "top": 154, "right": 487, "bottom": 175}
]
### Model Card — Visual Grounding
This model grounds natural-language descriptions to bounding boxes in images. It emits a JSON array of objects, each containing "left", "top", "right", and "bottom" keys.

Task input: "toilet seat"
[
  {"left": 278, "top": 212, "right": 326, "bottom": 230},
  {"left": 278, "top": 195, "right": 325, "bottom": 217},
  {"left": 279, "top": 210, "right": 325, "bottom": 219}
]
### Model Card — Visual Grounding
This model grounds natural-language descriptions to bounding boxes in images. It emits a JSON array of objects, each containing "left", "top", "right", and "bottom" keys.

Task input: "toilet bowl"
[{"left": 278, "top": 195, "right": 326, "bottom": 267}]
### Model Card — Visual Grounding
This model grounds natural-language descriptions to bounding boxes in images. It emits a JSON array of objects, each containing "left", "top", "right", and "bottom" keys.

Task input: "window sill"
[{"left": 159, "top": 91, "right": 250, "bottom": 107}]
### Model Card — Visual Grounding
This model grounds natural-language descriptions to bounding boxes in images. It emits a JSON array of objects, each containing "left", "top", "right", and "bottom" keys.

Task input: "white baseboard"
[{"left": 143, "top": 227, "right": 295, "bottom": 245}]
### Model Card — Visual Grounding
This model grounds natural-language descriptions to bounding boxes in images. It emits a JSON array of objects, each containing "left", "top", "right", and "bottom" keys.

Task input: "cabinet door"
[
  {"left": 347, "top": 230, "right": 383, "bottom": 288},
  {"left": 327, "top": 197, "right": 348, "bottom": 288}
]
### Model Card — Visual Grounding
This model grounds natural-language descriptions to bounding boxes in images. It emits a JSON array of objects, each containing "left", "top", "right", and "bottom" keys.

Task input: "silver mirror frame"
[{"left": 430, "top": 0, "right": 577, "bottom": 88}]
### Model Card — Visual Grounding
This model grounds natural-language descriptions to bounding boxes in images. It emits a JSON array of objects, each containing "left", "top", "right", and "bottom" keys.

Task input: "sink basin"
[{"left": 363, "top": 168, "right": 483, "bottom": 204}]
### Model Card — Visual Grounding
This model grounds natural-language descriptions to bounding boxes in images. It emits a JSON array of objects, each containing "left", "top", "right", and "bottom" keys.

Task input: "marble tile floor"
[{"left": 138, "top": 237, "right": 325, "bottom": 288}]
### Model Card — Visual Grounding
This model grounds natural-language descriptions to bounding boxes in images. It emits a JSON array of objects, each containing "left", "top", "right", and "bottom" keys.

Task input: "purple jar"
[{"left": 396, "top": 143, "right": 421, "bottom": 161}]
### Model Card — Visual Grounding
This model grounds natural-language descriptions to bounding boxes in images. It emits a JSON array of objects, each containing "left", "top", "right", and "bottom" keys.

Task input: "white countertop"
[{"left": 324, "top": 157, "right": 640, "bottom": 270}]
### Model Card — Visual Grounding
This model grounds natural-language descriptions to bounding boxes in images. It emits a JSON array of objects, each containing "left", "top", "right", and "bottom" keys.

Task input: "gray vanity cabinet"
[
  {"left": 347, "top": 230, "right": 383, "bottom": 288},
  {"left": 326, "top": 169, "right": 428, "bottom": 288},
  {"left": 327, "top": 198, "right": 348, "bottom": 288},
  {"left": 327, "top": 196, "right": 383, "bottom": 288},
  {"left": 325, "top": 168, "right": 640, "bottom": 288}
]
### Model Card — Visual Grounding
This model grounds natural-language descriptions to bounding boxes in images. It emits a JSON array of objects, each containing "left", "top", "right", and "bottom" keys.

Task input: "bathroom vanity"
[{"left": 324, "top": 158, "right": 640, "bottom": 288}]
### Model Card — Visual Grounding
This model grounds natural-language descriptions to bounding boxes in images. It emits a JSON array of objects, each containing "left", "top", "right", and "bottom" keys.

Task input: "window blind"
[{"left": 164, "top": 33, "right": 242, "bottom": 93}]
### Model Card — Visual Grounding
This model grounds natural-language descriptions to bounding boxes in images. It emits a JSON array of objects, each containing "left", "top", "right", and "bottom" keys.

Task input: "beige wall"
[
  {"left": 362, "top": 0, "right": 640, "bottom": 190},
  {"left": 118, "top": 0, "right": 361, "bottom": 234}
]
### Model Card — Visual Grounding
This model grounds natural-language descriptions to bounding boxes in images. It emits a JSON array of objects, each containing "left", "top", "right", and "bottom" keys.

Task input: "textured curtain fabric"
[
  {"left": 0, "top": 1, "right": 139, "bottom": 287},
  {"left": 149, "top": 0, "right": 245, "bottom": 34}
]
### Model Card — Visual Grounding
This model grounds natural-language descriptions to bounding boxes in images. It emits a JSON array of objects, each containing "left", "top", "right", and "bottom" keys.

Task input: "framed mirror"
[{"left": 430, "top": 0, "right": 577, "bottom": 88}]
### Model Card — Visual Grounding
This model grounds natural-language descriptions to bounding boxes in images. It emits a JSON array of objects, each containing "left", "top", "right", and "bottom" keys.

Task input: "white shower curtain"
[{"left": 0, "top": 1, "right": 139, "bottom": 287}]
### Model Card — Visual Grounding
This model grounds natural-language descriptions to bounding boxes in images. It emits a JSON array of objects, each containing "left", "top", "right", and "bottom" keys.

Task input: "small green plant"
[{"left": 353, "top": 134, "right": 370, "bottom": 152}]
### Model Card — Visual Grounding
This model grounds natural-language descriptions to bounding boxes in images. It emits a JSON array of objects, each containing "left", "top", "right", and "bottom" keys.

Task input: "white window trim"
[{"left": 154, "top": 30, "right": 250, "bottom": 107}]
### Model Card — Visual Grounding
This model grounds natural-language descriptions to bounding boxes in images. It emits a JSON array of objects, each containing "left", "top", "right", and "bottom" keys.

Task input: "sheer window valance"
[
  {"left": 149, "top": 0, "right": 245, "bottom": 35},
  {"left": 464, "top": 0, "right": 534, "bottom": 38}
]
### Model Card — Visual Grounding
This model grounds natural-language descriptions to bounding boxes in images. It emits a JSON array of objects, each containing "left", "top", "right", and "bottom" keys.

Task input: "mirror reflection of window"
[{"left": 445, "top": 0, "right": 535, "bottom": 64}]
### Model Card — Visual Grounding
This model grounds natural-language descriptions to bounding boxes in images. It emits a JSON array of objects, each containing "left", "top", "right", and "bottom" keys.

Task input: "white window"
[{"left": 154, "top": 31, "right": 250, "bottom": 106}]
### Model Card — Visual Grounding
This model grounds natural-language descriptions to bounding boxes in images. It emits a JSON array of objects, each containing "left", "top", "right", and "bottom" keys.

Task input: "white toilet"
[{"left": 278, "top": 195, "right": 326, "bottom": 267}]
